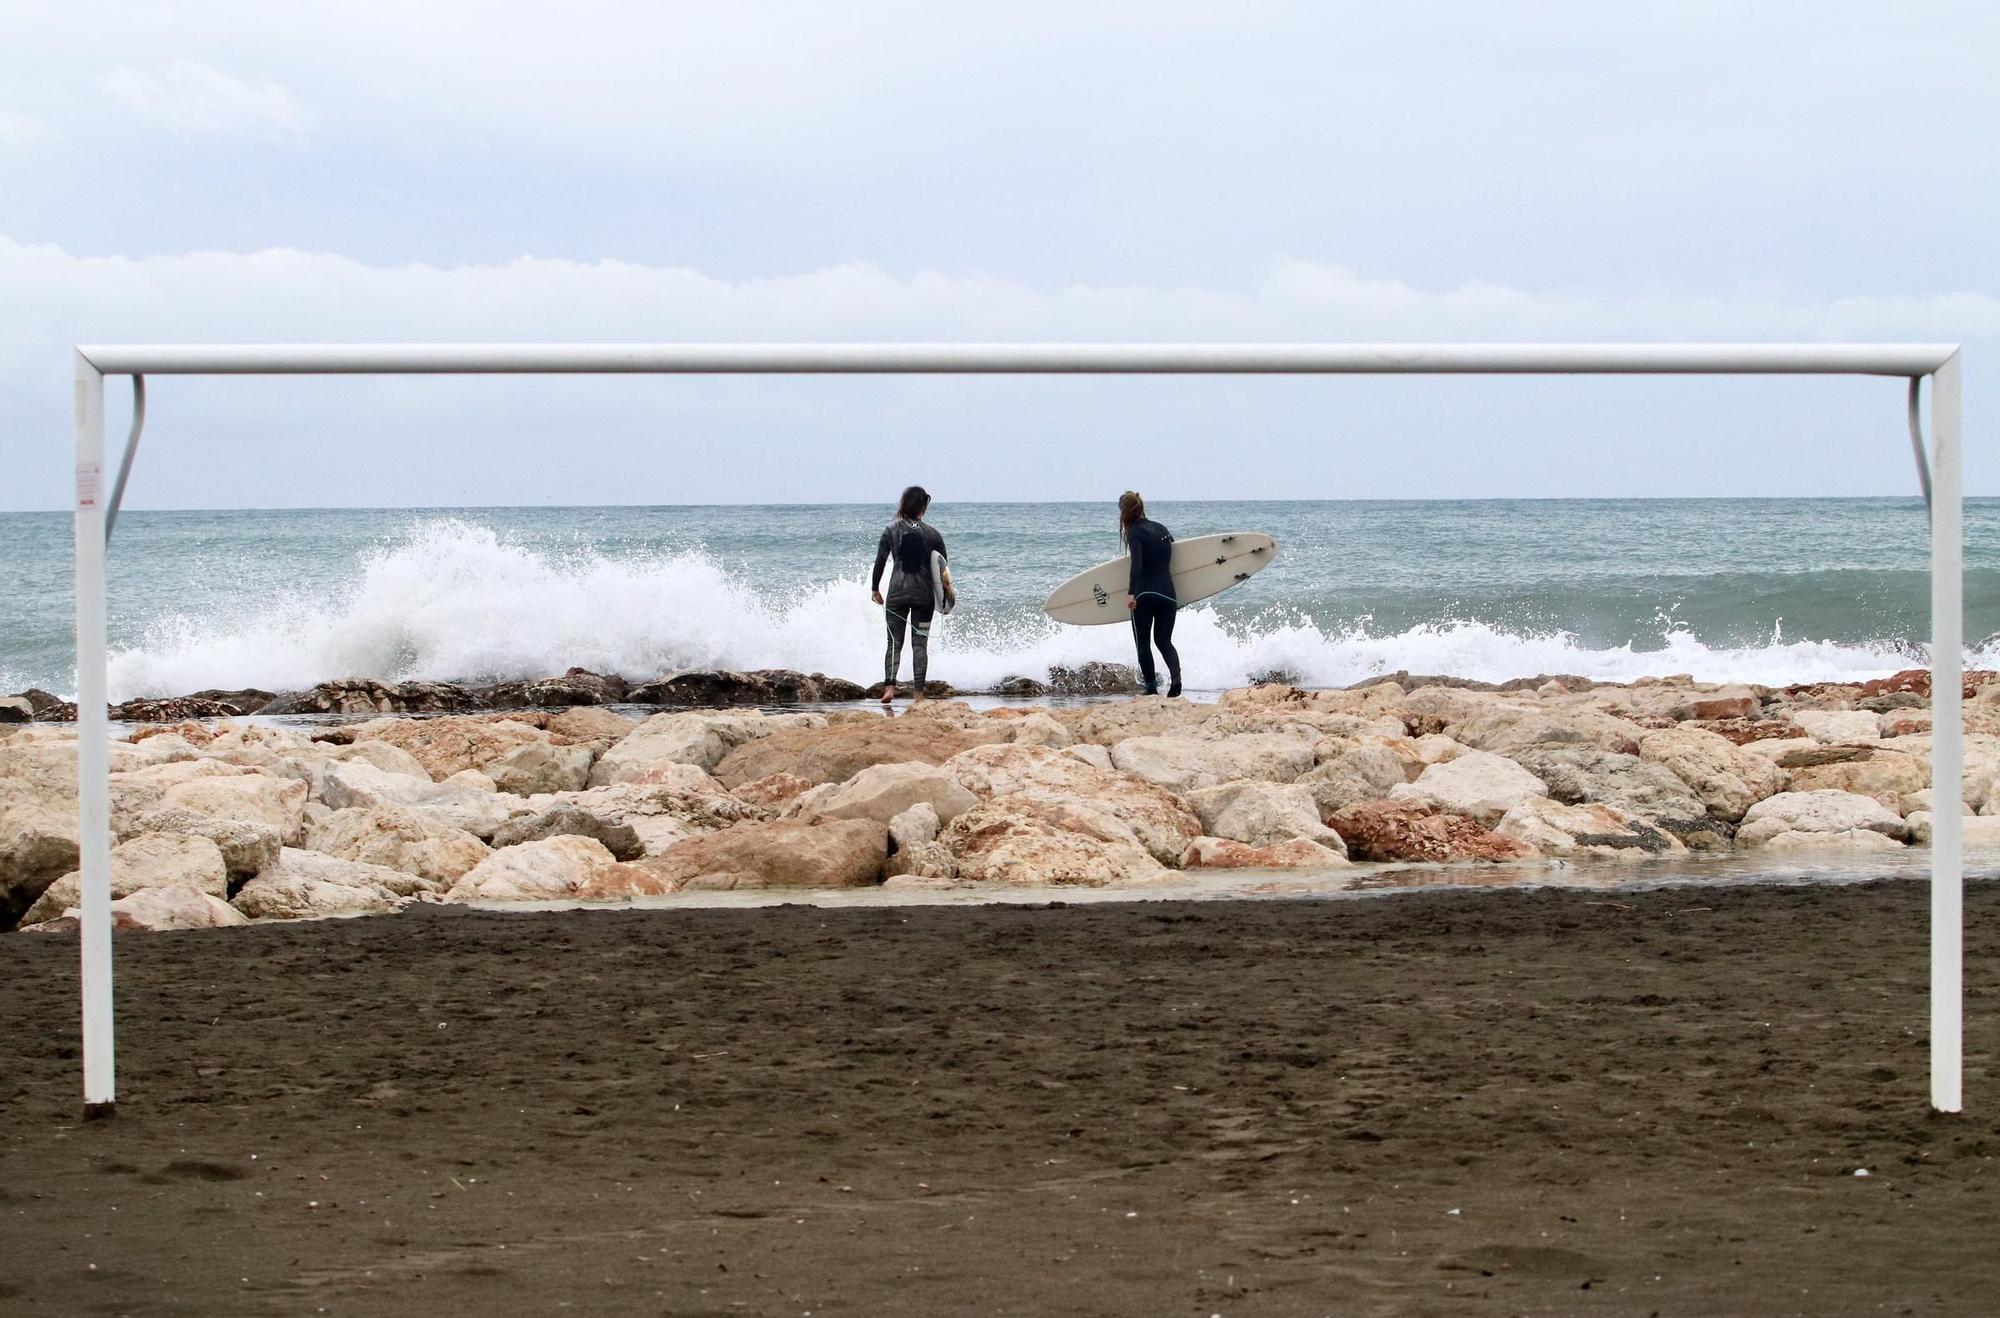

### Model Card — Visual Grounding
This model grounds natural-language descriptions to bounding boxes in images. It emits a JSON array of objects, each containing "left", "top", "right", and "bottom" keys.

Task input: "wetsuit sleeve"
[
  {"left": 871, "top": 526, "right": 892, "bottom": 591},
  {"left": 930, "top": 526, "right": 947, "bottom": 561},
  {"left": 1128, "top": 528, "right": 1145, "bottom": 596}
]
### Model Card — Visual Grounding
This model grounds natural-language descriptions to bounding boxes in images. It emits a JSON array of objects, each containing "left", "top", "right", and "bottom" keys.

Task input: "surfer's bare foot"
[
  {"left": 911, "top": 691, "right": 928, "bottom": 705},
  {"left": 880, "top": 684, "right": 897, "bottom": 704}
]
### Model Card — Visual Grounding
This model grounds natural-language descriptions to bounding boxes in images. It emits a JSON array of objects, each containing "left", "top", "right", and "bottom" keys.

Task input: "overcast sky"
[{"left": 2, "top": 1, "right": 1995, "bottom": 508}]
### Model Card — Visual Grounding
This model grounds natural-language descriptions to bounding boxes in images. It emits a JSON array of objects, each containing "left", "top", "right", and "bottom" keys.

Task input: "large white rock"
[
  {"left": 26, "top": 885, "right": 250, "bottom": 933},
  {"left": 946, "top": 742, "right": 1201, "bottom": 866},
  {"left": 941, "top": 797, "right": 1168, "bottom": 887},
  {"left": 589, "top": 710, "right": 823, "bottom": 784},
  {"left": 1904, "top": 812, "right": 2000, "bottom": 849},
  {"left": 1, "top": 743, "right": 82, "bottom": 922},
  {"left": 1388, "top": 751, "right": 1548, "bottom": 828},
  {"left": 1183, "top": 780, "right": 1347, "bottom": 855},
  {"left": 523, "top": 772, "right": 765, "bottom": 857},
  {"left": 789, "top": 761, "right": 979, "bottom": 827},
  {"left": 158, "top": 773, "right": 311, "bottom": 846},
  {"left": 1754, "top": 828, "right": 1907, "bottom": 853},
  {"left": 305, "top": 805, "right": 491, "bottom": 886},
  {"left": 1295, "top": 744, "right": 1409, "bottom": 818},
  {"left": 1638, "top": 726, "right": 1786, "bottom": 823},
  {"left": 1108, "top": 733, "right": 1316, "bottom": 793},
  {"left": 320, "top": 760, "right": 523, "bottom": 839},
  {"left": 126, "top": 806, "right": 282, "bottom": 878},
  {"left": 1791, "top": 710, "right": 1884, "bottom": 744},
  {"left": 1737, "top": 789, "right": 1908, "bottom": 847},
  {"left": 20, "top": 832, "right": 231, "bottom": 925},
  {"left": 1493, "top": 797, "right": 1686, "bottom": 861},
  {"left": 486, "top": 741, "right": 595, "bottom": 795},
  {"left": 445, "top": 835, "right": 646, "bottom": 903},
  {"left": 232, "top": 848, "right": 418, "bottom": 920}
]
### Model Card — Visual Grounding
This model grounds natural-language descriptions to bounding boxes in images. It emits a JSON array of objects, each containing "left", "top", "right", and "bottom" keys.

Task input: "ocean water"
[{"left": 2, "top": 498, "right": 1996, "bottom": 703}]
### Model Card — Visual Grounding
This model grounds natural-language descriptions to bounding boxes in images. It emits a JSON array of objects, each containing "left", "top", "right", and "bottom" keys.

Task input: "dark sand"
[{"left": 3, "top": 880, "right": 1996, "bottom": 1317}]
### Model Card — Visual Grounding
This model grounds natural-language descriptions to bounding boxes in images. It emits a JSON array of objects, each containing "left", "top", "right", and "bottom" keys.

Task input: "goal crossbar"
[{"left": 64, "top": 341, "right": 1968, "bottom": 1116}]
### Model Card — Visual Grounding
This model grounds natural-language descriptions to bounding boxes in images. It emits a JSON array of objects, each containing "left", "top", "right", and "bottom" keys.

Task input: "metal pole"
[
  {"left": 1929, "top": 353, "right": 1964, "bottom": 1114},
  {"left": 71, "top": 353, "right": 115, "bottom": 1117}
]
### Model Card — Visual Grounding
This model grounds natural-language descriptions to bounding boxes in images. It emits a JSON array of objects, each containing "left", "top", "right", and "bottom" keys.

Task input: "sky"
[{"left": 1, "top": 0, "right": 1996, "bottom": 509}]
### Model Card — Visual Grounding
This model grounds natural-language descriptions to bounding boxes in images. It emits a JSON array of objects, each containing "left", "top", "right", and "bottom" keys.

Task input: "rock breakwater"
[{"left": 5, "top": 667, "right": 1995, "bottom": 931}]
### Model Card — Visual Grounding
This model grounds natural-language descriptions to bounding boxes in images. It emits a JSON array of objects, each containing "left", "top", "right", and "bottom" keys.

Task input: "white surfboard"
[{"left": 1043, "top": 531, "right": 1279, "bottom": 626}]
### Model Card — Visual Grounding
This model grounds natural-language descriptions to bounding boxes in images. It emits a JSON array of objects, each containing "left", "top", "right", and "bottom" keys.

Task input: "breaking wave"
[{"left": 95, "top": 519, "right": 1962, "bottom": 702}]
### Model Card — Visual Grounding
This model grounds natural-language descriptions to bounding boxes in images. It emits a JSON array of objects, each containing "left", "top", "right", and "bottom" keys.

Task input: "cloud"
[
  {"left": 0, "top": 108, "right": 53, "bottom": 146},
  {"left": 1, "top": 231, "right": 1993, "bottom": 508},
  {"left": 99, "top": 59, "right": 308, "bottom": 141}
]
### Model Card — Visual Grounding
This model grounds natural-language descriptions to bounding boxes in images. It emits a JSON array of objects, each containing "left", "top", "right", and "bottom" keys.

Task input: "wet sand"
[{"left": 3, "top": 879, "right": 1996, "bottom": 1316}]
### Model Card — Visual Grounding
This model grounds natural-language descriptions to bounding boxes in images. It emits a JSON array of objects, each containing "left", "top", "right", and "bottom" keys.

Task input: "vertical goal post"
[{"left": 67, "top": 341, "right": 1967, "bottom": 1115}]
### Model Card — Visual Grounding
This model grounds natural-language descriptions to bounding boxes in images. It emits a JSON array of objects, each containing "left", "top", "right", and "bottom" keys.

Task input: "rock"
[
  {"left": 26, "top": 885, "right": 249, "bottom": 933},
  {"left": 711, "top": 715, "right": 997, "bottom": 789},
  {"left": 1325, "top": 801, "right": 1540, "bottom": 864},
  {"left": 1637, "top": 726, "right": 1787, "bottom": 823},
  {"left": 1903, "top": 812, "right": 2000, "bottom": 849},
  {"left": 158, "top": 774, "right": 311, "bottom": 846},
  {"left": 1180, "top": 836, "right": 1349, "bottom": 870},
  {"left": 232, "top": 849, "right": 417, "bottom": 920},
  {"left": 1784, "top": 748, "right": 1928, "bottom": 811},
  {"left": 885, "top": 837, "right": 957, "bottom": 880},
  {"left": 990, "top": 676, "right": 1051, "bottom": 697},
  {"left": 347, "top": 716, "right": 545, "bottom": 779},
  {"left": 444, "top": 835, "right": 665, "bottom": 903},
  {"left": 488, "top": 805, "right": 646, "bottom": 860},
  {"left": 1388, "top": 751, "right": 1548, "bottom": 827},
  {"left": 789, "top": 761, "right": 979, "bottom": 828},
  {"left": 0, "top": 744, "right": 82, "bottom": 925},
  {"left": 21, "top": 833, "right": 231, "bottom": 925},
  {"left": 863, "top": 680, "right": 955, "bottom": 701},
  {"left": 627, "top": 668, "right": 844, "bottom": 706},
  {"left": 1054, "top": 697, "right": 1210, "bottom": 747},
  {"left": 1493, "top": 797, "right": 1686, "bottom": 860},
  {"left": 329, "top": 739, "right": 433, "bottom": 780},
  {"left": 1109, "top": 733, "right": 1316, "bottom": 794},
  {"left": 1737, "top": 789, "right": 1908, "bottom": 847},
  {"left": 543, "top": 706, "right": 640, "bottom": 746},
  {"left": 487, "top": 741, "right": 596, "bottom": 795},
  {"left": 517, "top": 668, "right": 629, "bottom": 707},
  {"left": 990, "top": 711, "right": 1074, "bottom": 748},
  {"left": 1508, "top": 748, "right": 1730, "bottom": 851},
  {"left": 20, "top": 689, "right": 78, "bottom": 721},
  {"left": 941, "top": 798, "right": 1166, "bottom": 886},
  {"left": 0, "top": 695, "right": 32, "bottom": 723},
  {"left": 636, "top": 818, "right": 888, "bottom": 891},
  {"left": 1295, "top": 744, "right": 1410, "bottom": 817},
  {"left": 1183, "top": 781, "right": 1346, "bottom": 854},
  {"left": 111, "top": 695, "right": 257, "bottom": 722},
  {"left": 888, "top": 802, "right": 941, "bottom": 849},
  {"left": 732, "top": 772, "right": 818, "bottom": 810},
  {"left": 1445, "top": 706, "right": 1647, "bottom": 757},
  {"left": 319, "top": 760, "right": 522, "bottom": 840},
  {"left": 1791, "top": 710, "right": 1884, "bottom": 743},
  {"left": 944, "top": 742, "right": 1201, "bottom": 866},
  {"left": 304, "top": 805, "right": 491, "bottom": 886},
  {"left": 260, "top": 678, "right": 481, "bottom": 717},
  {"left": 594, "top": 710, "right": 824, "bottom": 783},
  {"left": 1064, "top": 744, "right": 1115, "bottom": 771},
  {"left": 1047, "top": 662, "right": 1142, "bottom": 695},
  {"left": 522, "top": 773, "right": 763, "bottom": 856},
  {"left": 129, "top": 807, "right": 281, "bottom": 880},
  {"left": 1688, "top": 717, "right": 1808, "bottom": 746}
]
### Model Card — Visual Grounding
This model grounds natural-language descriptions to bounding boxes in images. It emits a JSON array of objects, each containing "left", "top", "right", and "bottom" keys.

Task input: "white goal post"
[{"left": 66, "top": 341, "right": 1968, "bottom": 1115}]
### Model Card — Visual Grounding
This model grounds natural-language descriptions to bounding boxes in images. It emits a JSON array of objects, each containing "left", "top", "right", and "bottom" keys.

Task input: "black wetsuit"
[
  {"left": 1126, "top": 517, "right": 1180, "bottom": 695},
  {"left": 872, "top": 518, "right": 947, "bottom": 686}
]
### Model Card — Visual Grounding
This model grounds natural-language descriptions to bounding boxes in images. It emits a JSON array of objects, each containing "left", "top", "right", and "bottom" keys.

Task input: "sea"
[{"left": 3, "top": 498, "right": 1996, "bottom": 703}]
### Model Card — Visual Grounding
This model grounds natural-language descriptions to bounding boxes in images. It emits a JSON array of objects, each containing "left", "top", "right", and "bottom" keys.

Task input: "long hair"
[
  {"left": 1118, "top": 490, "right": 1145, "bottom": 546},
  {"left": 897, "top": 485, "right": 931, "bottom": 521}
]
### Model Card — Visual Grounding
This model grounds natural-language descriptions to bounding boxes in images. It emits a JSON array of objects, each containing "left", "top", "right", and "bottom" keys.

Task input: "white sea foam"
[{"left": 103, "top": 519, "right": 1953, "bottom": 701}]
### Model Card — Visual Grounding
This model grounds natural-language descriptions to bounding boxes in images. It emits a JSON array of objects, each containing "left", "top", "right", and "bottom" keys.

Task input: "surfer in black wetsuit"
[
  {"left": 871, "top": 485, "right": 953, "bottom": 704},
  {"left": 1120, "top": 491, "right": 1181, "bottom": 697}
]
